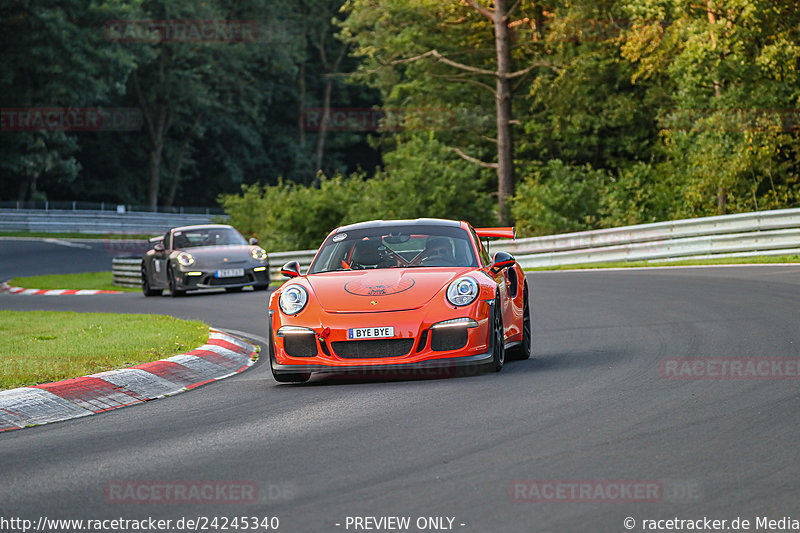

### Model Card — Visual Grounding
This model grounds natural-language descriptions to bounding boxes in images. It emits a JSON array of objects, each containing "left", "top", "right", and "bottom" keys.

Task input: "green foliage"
[
  {"left": 345, "top": 135, "right": 494, "bottom": 226},
  {"left": 5, "top": 0, "right": 800, "bottom": 238},
  {"left": 512, "top": 159, "right": 608, "bottom": 236},
  {"left": 600, "top": 162, "right": 679, "bottom": 227},
  {"left": 219, "top": 177, "right": 365, "bottom": 252},
  {"left": 220, "top": 135, "right": 494, "bottom": 251},
  {"left": 0, "top": 0, "right": 141, "bottom": 201},
  {"left": 2, "top": 0, "right": 379, "bottom": 207},
  {"left": 620, "top": 0, "right": 800, "bottom": 217}
]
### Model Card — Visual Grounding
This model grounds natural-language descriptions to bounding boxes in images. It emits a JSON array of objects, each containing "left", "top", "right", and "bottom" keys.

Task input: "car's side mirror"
[
  {"left": 249, "top": 237, "right": 259, "bottom": 245},
  {"left": 490, "top": 251, "right": 515, "bottom": 274},
  {"left": 281, "top": 261, "right": 301, "bottom": 278},
  {"left": 153, "top": 243, "right": 165, "bottom": 253}
]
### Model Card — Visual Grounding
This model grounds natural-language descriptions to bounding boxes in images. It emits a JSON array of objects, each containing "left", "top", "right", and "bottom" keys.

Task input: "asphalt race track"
[{"left": 1, "top": 238, "right": 800, "bottom": 532}]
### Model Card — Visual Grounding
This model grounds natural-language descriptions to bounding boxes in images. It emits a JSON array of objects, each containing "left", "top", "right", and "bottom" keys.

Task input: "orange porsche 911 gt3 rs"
[{"left": 268, "top": 218, "right": 531, "bottom": 383}]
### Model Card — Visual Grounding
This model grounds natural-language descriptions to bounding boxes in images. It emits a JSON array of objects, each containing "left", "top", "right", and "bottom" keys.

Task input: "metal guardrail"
[
  {"left": 110, "top": 208, "right": 800, "bottom": 287},
  {"left": 0, "top": 209, "right": 226, "bottom": 235},
  {"left": 0, "top": 201, "right": 224, "bottom": 214},
  {"left": 112, "top": 257, "right": 142, "bottom": 288},
  {"left": 261, "top": 209, "right": 800, "bottom": 276},
  {"left": 490, "top": 208, "right": 800, "bottom": 268}
]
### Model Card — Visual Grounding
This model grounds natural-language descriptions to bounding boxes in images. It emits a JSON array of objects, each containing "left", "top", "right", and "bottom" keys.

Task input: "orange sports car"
[{"left": 268, "top": 218, "right": 531, "bottom": 383}]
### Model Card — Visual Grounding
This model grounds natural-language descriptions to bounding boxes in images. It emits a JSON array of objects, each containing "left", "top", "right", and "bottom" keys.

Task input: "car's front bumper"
[
  {"left": 270, "top": 351, "right": 494, "bottom": 376},
  {"left": 268, "top": 300, "right": 498, "bottom": 376},
  {"left": 176, "top": 267, "right": 269, "bottom": 290}
]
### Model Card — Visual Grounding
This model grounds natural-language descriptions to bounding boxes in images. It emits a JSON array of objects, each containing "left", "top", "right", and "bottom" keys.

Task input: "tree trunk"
[
  {"left": 147, "top": 144, "right": 162, "bottom": 211},
  {"left": 17, "top": 176, "right": 33, "bottom": 202},
  {"left": 298, "top": 61, "right": 307, "bottom": 148},
  {"left": 314, "top": 78, "right": 333, "bottom": 179},
  {"left": 312, "top": 38, "right": 348, "bottom": 184},
  {"left": 165, "top": 115, "right": 200, "bottom": 208},
  {"left": 134, "top": 60, "right": 172, "bottom": 212},
  {"left": 707, "top": 1, "right": 726, "bottom": 212},
  {"left": 494, "top": 0, "right": 514, "bottom": 224},
  {"left": 144, "top": 106, "right": 170, "bottom": 211}
]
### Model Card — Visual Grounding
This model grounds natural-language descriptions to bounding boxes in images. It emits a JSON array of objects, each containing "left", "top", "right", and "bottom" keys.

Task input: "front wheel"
[
  {"left": 142, "top": 267, "right": 162, "bottom": 297},
  {"left": 490, "top": 296, "right": 505, "bottom": 372},
  {"left": 167, "top": 266, "right": 185, "bottom": 297},
  {"left": 509, "top": 282, "right": 532, "bottom": 360}
]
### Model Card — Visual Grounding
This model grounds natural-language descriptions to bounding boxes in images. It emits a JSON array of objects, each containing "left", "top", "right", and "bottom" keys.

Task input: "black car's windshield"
[
  {"left": 308, "top": 224, "right": 478, "bottom": 274},
  {"left": 172, "top": 227, "right": 247, "bottom": 248}
]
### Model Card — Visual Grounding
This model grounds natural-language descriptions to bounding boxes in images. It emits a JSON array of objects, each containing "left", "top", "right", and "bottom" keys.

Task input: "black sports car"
[{"left": 141, "top": 224, "right": 269, "bottom": 296}]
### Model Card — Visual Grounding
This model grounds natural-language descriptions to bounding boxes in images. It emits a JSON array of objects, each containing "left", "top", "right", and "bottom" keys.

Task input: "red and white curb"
[
  {"left": 1, "top": 281, "right": 121, "bottom": 295},
  {"left": 0, "top": 329, "right": 257, "bottom": 432}
]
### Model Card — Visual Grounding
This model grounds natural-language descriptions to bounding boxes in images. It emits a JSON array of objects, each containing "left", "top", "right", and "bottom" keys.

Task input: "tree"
[
  {"left": 0, "top": 0, "right": 140, "bottom": 203},
  {"left": 340, "top": 0, "right": 558, "bottom": 223},
  {"left": 621, "top": 0, "right": 800, "bottom": 216}
]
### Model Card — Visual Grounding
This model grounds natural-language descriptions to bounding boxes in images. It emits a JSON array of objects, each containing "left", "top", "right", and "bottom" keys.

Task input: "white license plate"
[
  {"left": 348, "top": 327, "right": 395, "bottom": 339},
  {"left": 215, "top": 268, "right": 245, "bottom": 278}
]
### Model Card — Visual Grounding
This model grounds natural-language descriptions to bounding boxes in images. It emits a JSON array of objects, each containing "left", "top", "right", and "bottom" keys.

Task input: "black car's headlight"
[
  {"left": 279, "top": 285, "right": 308, "bottom": 315},
  {"left": 446, "top": 276, "right": 479, "bottom": 306},
  {"left": 251, "top": 248, "right": 267, "bottom": 261},
  {"left": 176, "top": 252, "right": 194, "bottom": 267}
]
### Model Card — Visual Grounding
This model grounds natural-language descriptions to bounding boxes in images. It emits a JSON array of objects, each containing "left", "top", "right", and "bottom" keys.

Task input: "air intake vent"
[
  {"left": 431, "top": 327, "right": 468, "bottom": 352},
  {"left": 331, "top": 339, "right": 414, "bottom": 359},
  {"left": 283, "top": 332, "right": 318, "bottom": 358}
]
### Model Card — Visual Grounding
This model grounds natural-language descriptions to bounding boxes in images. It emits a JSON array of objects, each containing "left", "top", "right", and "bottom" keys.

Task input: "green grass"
[
  {"left": 0, "top": 311, "right": 209, "bottom": 390},
  {"left": 0, "top": 231, "right": 152, "bottom": 240},
  {"left": 7, "top": 272, "right": 140, "bottom": 292},
  {"left": 527, "top": 254, "right": 800, "bottom": 271}
]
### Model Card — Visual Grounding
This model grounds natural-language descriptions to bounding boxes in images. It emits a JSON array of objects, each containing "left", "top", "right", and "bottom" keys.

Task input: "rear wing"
[{"left": 475, "top": 227, "right": 515, "bottom": 240}]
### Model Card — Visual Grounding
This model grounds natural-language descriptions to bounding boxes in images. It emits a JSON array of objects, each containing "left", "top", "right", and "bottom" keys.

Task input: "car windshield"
[
  {"left": 172, "top": 227, "right": 247, "bottom": 248},
  {"left": 308, "top": 224, "right": 478, "bottom": 274}
]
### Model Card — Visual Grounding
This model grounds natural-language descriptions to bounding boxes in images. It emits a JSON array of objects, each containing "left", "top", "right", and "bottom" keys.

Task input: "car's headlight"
[
  {"left": 446, "top": 276, "right": 479, "bottom": 306},
  {"left": 251, "top": 247, "right": 267, "bottom": 261},
  {"left": 279, "top": 285, "right": 308, "bottom": 315},
  {"left": 176, "top": 252, "right": 194, "bottom": 266}
]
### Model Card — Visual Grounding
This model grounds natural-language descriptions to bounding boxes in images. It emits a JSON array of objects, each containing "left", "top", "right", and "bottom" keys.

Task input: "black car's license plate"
[{"left": 215, "top": 268, "right": 245, "bottom": 278}]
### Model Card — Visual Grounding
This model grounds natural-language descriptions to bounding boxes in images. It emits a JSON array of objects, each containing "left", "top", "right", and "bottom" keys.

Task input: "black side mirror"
[
  {"left": 249, "top": 237, "right": 259, "bottom": 245},
  {"left": 281, "top": 261, "right": 301, "bottom": 278},
  {"left": 490, "top": 251, "right": 515, "bottom": 274},
  {"left": 153, "top": 243, "right": 165, "bottom": 253}
]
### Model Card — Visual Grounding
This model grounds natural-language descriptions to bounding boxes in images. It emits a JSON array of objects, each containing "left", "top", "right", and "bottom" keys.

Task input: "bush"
[
  {"left": 346, "top": 135, "right": 494, "bottom": 227},
  {"left": 600, "top": 162, "right": 678, "bottom": 228},
  {"left": 219, "top": 135, "right": 495, "bottom": 251},
  {"left": 218, "top": 176, "right": 365, "bottom": 252},
  {"left": 511, "top": 159, "right": 608, "bottom": 237}
]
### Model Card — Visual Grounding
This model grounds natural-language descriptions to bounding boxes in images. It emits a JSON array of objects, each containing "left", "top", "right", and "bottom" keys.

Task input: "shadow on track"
[{"left": 268, "top": 347, "right": 631, "bottom": 387}]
